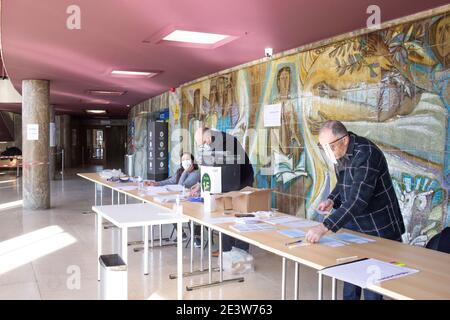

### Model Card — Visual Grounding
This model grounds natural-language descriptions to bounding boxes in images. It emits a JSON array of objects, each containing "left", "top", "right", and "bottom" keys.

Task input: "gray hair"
[{"left": 320, "top": 120, "right": 348, "bottom": 138}]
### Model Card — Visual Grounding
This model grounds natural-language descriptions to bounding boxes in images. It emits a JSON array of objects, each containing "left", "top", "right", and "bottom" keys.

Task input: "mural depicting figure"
[{"left": 177, "top": 12, "right": 449, "bottom": 244}]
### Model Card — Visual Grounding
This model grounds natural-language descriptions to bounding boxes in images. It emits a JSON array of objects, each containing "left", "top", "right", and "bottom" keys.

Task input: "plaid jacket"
[{"left": 323, "top": 132, "right": 405, "bottom": 240}]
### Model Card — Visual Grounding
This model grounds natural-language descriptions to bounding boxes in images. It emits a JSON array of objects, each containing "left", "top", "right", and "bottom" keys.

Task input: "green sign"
[{"left": 202, "top": 173, "right": 211, "bottom": 192}]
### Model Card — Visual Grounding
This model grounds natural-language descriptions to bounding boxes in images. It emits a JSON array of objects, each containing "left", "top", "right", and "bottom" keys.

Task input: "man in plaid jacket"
[{"left": 305, "top": 120, "right": 405, "bottom": 300}]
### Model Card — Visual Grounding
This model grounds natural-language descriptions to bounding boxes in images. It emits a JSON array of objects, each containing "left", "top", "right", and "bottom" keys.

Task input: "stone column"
[
  {"left": 49, "top": 105, "right": 56, "bottom": 180},
  {"left": 22, "top": 80, "right": 50, "bottom": 209},
  {"left": 62, "top": 114, "right": 71, "bottom": 169}
]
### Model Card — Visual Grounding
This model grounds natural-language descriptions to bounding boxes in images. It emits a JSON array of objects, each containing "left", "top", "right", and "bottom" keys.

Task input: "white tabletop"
[{"left": 92, "top": 203, "right": 188, "bottom": 228}]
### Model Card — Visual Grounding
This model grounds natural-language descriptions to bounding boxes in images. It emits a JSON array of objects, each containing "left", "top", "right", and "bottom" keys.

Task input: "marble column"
[
  {"left": 62, "top": 114, "right": 71, "bottom": 169},
  {"left": 49, "top": 105, "right": 56, "bottom": 180},
  {"left": 22, "top": 80, "right": 50, "bottom": 210}
]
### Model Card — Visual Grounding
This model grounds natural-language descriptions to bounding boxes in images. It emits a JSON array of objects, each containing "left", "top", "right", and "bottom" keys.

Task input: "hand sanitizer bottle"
[{"left": 175, "top": 194, "right": 183, "bottom": 215}]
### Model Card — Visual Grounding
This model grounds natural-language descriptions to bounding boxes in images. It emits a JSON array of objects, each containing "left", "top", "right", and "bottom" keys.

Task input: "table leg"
[
  {"left": 94, "top": 183, "right": 97, "bottom": 206},
  {"left": 144, "top": 226, "right": 149, "bottom": 275},
  {"left": 100, "top": 185, "right": 103, "bottom": 205},
  {"left": 219, "top": 231, "right": 223, "bottom": 283},
  {"left": 208, "top": 227, "right": 212, "bottom": 284},
  {"left": 318, "top": 273, "right": 323, "bottom": 300},
  {"left": 177, "top": 221, "right": 183, "bottom": 300},
  {"left": 332, "top": 277, "right": 337, "bottom": 300},
  {"left": 294, "top": 262, "right": 299, "bottom": 300},
  {"left": 159, "top": 225, "right": 162, "bottom": 247},
  {"left": 111, "top": 189, "right": 114, "bottom": 205},
  {"left": 281, "top": 257, "right": 286, "bottom": 300},
  {"left": 200, "top": 225, "right": 204, "bottom": 271},
  {"left": 121, "top": 227, "right": 128, "bottom": 264},
  {"left": 97, "top": 214, "right": 102, "bottom": 281},
  {"left": 190, "top": 220, "right": 194, "bottom": 273},
  {"left": 150, "top": 225, "right": 154, "bottom": 248}
]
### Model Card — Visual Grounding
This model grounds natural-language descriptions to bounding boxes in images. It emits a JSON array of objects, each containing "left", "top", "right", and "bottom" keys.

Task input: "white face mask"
[
  {"left": 323, "top": 143, "right": 338, "bottom": 165},
  {"left": 182, "top": 159, "right": 192, "bottom": 170}
]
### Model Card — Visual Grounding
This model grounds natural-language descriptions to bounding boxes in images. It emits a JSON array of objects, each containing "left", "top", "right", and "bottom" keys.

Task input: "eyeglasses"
[{"left": 317, "top": 134, "right": 348, "bottom": 150}]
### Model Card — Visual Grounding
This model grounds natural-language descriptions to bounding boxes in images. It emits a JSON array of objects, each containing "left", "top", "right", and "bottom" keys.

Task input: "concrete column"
[
  {"left": 62, "top": 114, "right": 71, "bottom": 168},
  {"left": 49, "top": 105, "right": 56, "bottom": 180},
  {"left": 22, "top": 80, "right": 50, "bottom": 210}
]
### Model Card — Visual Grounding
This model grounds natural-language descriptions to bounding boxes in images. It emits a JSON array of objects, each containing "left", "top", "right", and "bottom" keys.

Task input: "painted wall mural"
[{"left": 177, "top": 13, "right": 449, "bottom": 246}]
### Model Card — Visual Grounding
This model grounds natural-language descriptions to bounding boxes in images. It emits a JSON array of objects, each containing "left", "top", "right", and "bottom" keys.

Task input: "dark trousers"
[
  {"left": 222, "top": 234, "right": 249, "bottom": 252},
  {"left": 343, "top": 282, "right": 383, "bottom": 300}
]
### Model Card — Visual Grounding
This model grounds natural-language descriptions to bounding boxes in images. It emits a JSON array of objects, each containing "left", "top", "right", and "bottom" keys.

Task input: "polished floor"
[{"left": 0, "top": 168, "right": 343, "bottom": 300}]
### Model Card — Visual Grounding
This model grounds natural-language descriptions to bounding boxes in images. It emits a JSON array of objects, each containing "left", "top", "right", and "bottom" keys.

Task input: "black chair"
[{"left": 426, "top": 227, "right": 450, "bottom": 254}]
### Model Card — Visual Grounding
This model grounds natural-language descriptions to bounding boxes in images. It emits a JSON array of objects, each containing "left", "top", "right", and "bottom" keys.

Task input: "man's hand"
[
  {"left": 317, "top": 199, "right": 334, "bottom": 211},
  {"left": 305, "top": 224, "right": 329, "bottom": 243}
]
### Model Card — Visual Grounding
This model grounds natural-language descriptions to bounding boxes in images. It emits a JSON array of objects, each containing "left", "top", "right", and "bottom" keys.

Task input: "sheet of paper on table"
[
  {"left": 262, "top": 215, "right": 303, "bottom": 225},
  {"left": 145, "top": 186, "right": 172, "bottom": 195},
  {"left": 164, "top": 184, "right": 185, "bottom": 192},
  {"left": 334, "top": 232, "right": 375, "bottom": 244},
  {"left": 230, "top": 223, "right": 277, "bottom": 233},
  {"left": 278, "top": 229, "right": 306, "bottom": 238},
  {"left": 204, "top": 217, "right": 238, "bottom": 225},
  {"left": 319, "top": 258, "right": 419, "bottom": 288},
  {"left": 153, "top": 194, "right": 187, "bottom": 203},
  {"left": 116, "top": 185, "right": 138, "bottom": 191},
  {"left": 281, "top": 220, "right": 320, "bottom": 229}
]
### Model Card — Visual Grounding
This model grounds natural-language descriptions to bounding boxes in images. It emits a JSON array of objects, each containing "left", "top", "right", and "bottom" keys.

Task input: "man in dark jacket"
[
  {"left": 195, "top": 127, "right": 254, "bottom": 254},
  {"left": 305, "top": 120, "right": 405, "bottom": 300}
]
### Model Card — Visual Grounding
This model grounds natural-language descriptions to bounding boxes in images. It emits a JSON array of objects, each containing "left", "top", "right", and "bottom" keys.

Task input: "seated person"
[
  {"left": 147, "top": 152, "right": 200, "bottom": 240},
  {"left": 146, "top": 152, "right": 199, "bottom": 189}
]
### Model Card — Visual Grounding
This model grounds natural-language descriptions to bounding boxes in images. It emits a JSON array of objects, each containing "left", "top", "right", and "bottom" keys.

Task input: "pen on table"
[
  {"left": 336, "top": 256, "right": 358, "bottom": 263},
  {"left": 285, "top": 239, "right": 303, "bottom": 246}
]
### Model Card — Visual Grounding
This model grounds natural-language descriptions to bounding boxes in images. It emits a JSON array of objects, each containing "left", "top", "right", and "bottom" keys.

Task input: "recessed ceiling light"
[
  {"left": 86, "top": 110, "right": 107, "bottom": 114},
  {"left": 88, "top": 90, "right": 126, "bottom": 96},
  {"left": 163, "top": 30, "right": 229, "bottom": 44},
  {"left": 111, "top": 70, "right": 158, "bottom": 78}
]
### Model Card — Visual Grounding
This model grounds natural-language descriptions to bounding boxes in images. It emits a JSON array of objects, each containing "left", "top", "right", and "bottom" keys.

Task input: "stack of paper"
[
  {"left": 319, "top": 258, "right": 419, "bottom": 288},
  {"left": 230, "top": 223, "right": 277, "bottom": 233}
]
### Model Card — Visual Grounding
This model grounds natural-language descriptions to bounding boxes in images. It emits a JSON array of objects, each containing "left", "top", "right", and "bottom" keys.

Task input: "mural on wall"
[{"left": 177, "top": 12, "right": 450, "bottom": 246}]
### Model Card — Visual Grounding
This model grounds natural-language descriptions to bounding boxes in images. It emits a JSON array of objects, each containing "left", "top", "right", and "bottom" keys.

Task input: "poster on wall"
[
  {"left": 49, "top": 122, "right": 56, "bottom": 147},
  {"left": 27, "top": 124, "right": 39, "bottom": 141}
]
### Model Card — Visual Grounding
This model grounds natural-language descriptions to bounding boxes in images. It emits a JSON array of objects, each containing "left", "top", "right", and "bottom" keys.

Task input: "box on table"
[{"left": 214, "top": 187, "right": 272, "bottom": 213}]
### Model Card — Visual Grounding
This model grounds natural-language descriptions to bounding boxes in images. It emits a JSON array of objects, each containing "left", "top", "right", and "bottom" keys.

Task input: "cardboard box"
[{"left": 215, "top": 187, "right": 272, "bottom": 213}]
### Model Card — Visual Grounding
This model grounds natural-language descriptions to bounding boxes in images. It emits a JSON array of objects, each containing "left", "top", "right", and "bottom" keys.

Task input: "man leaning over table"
[{"left": 305, "top": 120, "right": 405, "bottom": 300}]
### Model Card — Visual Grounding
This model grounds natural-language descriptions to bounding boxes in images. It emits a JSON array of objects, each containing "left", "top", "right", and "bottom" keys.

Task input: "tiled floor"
[{"left": 0, "top": 168, "right": 342, "bottom": 300}]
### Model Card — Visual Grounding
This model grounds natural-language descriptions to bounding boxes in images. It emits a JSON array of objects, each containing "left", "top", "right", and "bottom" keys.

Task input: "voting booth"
[{"left": 199, "top": 151, "right": 242, "bottom": 196}]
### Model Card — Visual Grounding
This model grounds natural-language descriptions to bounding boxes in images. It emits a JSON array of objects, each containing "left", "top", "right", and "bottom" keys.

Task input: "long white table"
[
  {"left": 80, "top": 173, "right": 450, "bottom": 300},
  {"left": 92, "top": 202, "right": 188, "bottom": 300}
]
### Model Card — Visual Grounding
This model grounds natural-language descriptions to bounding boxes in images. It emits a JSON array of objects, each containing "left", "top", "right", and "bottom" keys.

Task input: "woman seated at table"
[
  {"left": 146, "top": 152, "right": 200, "bottom": 188},
  {"left": 147, "top": 152, "right": 200, "bottom": 241}
]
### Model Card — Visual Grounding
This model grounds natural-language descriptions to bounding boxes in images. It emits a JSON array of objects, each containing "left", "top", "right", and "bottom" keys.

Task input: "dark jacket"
[{"left": 323, "top": 132, "right": 405, "bottom": 240}]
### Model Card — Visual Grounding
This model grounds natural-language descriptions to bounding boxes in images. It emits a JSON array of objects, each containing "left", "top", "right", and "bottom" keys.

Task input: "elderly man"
[{"left": 305, "top": 120, "right": 405, "bottom": 300}]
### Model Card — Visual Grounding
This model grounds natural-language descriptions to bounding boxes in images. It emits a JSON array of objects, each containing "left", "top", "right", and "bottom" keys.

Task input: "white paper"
[
  {"left": 165, "top": 184, "right": 185, "bottom": 192},
  {"left": 334, "top": 232, "right": 375, "bottom": 244},
  {"left": 49, "top": 122, "right": 56, "bottom": 147},
  {"left": 262, "top": 215, "right": 302, "bottom": 225},
  {"left": 116, "top": 185, "right": 138, "bottom": 191},
  {"left": 230, "top": 223, "right": 277, "bottom": 233},
  {"left": 263, "top": 103, "right": 281, "bottom": 127},
  {"left": 320, "top": 258, "right": 419, "bottom": 289},
  {"left": 204, "top": 217, "right": 237, "bottom": 225},
  {"left": 27, "top": 124, "right": 39, "bottom": 141},
  {"left": 281, "top": 220, "right": 320, "bottom": 229}
]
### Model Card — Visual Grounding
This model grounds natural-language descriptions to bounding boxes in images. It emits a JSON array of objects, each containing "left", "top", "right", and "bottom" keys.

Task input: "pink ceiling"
[{"left": 1, "top": 0, "right": 448, "bottom": 118}]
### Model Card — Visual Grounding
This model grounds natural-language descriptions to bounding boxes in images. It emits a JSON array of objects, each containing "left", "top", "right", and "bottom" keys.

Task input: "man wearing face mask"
[
  {"left": 194, "top": 127, "right": 254, "bottom": 256},
  {"left": 305, "top": 120, "right": 405, "bottom": 300}
]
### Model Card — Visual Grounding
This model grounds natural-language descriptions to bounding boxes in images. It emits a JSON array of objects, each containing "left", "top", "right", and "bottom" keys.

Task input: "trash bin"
[
  {"left": 99, "top": 254, "right": 127, "bottom": 300},
  {"left": 124, "top": 154, "right": 134, "bottom": 177}
]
